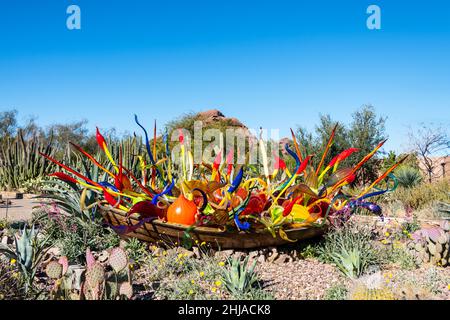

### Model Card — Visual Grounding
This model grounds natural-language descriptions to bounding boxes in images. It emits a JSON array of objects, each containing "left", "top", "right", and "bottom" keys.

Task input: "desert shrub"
[
  {"left": 317, "top": 223, "right": 379, "bottom": 278},
  {"left": 39, "top": 215, "right": 120, "bottom": 263},
  {"left": 139, "top": 248, "right": 272, "bottom": 300},
  {"left": 299, "top": 243, "right": 321, "bottom": 259},
  {"left": 401, "top": 216, "right": 421, "bottom": 235},
  {"left": 146, "top": 251, "right": 226, "bottom": 299},
  {"left": 395, "top": 166, "right": 422, "bottom": 188},
  {"left": 384, "top": 179, "right": 450, "bottom": 211},
  {"left": 379, "top": 244, "right": 417, "bottom": 270},
  {"left": 323, "top": 283, "right": 349, "bottom": 300},
  {"left": 125, "top": 238, "right": 149, "bottom": 266}
]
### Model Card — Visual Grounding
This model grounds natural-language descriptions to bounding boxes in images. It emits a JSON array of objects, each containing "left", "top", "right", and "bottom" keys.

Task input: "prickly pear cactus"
[
  {"left": 45, "top": 261, "right": 63, "bottom": 279},
  {"left": 80, "top": 246, "right": 133, "bottom": 300},
  {"left": 86, "top": 263, "right": 105, "bottom": 287},
  {"left": 58, "top": 256, "right": 69, "bottom": 276},
  {"left": 109, "top": 247, "right": 128, "bottom": 273},
  {"left": 408, "top": 221, "right": 450, "bottom": 267}
]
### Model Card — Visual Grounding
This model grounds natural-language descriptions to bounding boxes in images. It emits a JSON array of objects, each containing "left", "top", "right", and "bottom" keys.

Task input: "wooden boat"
[{"left": 100, "top": 205, "right": 328, "bottom": 249}]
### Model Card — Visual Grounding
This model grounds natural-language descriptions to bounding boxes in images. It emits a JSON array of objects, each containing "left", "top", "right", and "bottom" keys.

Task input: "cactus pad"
[
  {"left": 58, "top": 256, "right": 69, "bottom": 276},
  {"left": 46, "top": 261, "right": 63, "bottom": 279},
  {"left": 109, "top": 247, "right": 128, "bottom": 273},
  {"left": 86, "top": 262, "right": 105, "bottom": 287}
]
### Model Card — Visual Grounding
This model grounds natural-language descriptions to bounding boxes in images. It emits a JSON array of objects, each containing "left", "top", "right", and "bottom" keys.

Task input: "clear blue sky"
[{"left": 1, "top": 0, "right": 449, "bottom": 153}]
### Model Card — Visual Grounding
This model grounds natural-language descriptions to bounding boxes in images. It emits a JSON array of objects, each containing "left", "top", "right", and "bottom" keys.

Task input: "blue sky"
[{"left": 1, "top": 0, "right": 449, "bottom": 153}]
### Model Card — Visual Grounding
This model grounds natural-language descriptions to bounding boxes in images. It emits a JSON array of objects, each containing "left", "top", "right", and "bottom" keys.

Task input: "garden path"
[{"left": 0, "top": 198, "right": 35, "bottom": 221}]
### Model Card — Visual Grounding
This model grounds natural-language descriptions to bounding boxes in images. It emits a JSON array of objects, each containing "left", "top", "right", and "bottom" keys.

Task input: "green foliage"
[
  {"left": 125, "top": 238, "right": 149, "bottom": 265},
  {"left": 323, "top": 283, "right": 348, "bottom": 300},
  {"left": 40, "top": 215, "right": 119, "bottom": 264},
  {"left": 317, "top": 224, "right": 379, "bottom": 278},
  {"left": 294, "top": 105, "right": 386, "bottom": 184},
  {"left": 34, "top": 179, "right": 120, "bottom": 263},
  {"left": 0, "top": 109, "right": 18, "bottom": 138},
  {"left": 295, "top": 116, "right": 349, "bottom": 170},
  {"left": 331, "top": 248, "right": 367, "bottom": 278},
  {"left": 384, "top": 179, "right": 450, "bottom": 211},
  {"left": 401, "top": 216, "right": 421, "bottom": 235},
  {"left": 348, "top": 105, "right": 387, "bottom": 185},
  {"left": 36, "top": 179, "right": 102, "bottom": 222},
  {"left": 395, "top": 166, "right": 423, "bottom": 188},
  {"left": 221, "top": 256, "right": 259, "bottom": 296},
  {"left": 144, "top": 250, "right": 227, "bottom": 300},
  {"left": 379, "top": 245, "right": 417, "bottom": 270}
]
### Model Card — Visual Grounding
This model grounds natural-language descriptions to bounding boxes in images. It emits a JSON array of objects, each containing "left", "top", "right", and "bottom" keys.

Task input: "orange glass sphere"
[{"left": 167, "top": 194, "right": 197, "bottom": 225}]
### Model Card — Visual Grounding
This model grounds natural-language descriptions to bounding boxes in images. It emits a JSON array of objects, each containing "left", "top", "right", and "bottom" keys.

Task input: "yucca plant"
[
  {"left": 221, "top": 256, "right": 259, "bottom": 296},
  {"left": 395, "top": 166, "right": 423, "bottom": 189}
]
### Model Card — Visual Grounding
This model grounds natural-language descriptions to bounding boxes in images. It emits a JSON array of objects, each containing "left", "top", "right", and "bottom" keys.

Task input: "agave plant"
[
  {"left": 221, "top": 256, "right": 259, "bottom": 296},
  {"left": 331, "top": 248, "right": 366, "bottom": 278},
  {"left": 395, "top": 166, "right": 423, "bottom": 189},
  {"left": 0, "top": 224, "right": 52, "bottom": 294}
]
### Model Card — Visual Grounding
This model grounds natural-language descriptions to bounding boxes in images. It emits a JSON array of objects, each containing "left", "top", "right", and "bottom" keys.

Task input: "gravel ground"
[
  {"left": 256, "top": 258, "right": 347, "bottom": 300},
  {"left": 0, "top": 198, "right": 36, "bottom": 221},
  {"left": 383, "top": 265, "right": 450, "bottom": 300}
]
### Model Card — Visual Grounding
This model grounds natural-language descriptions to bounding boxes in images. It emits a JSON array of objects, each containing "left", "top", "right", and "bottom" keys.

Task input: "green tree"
[
  {"left": 314, "top": 114, "right": 350, "bottom": 169},
  {"left": 0, "top": 109, "right": 18, "bottom": 139},
  {"left": 348, "top": 105, "right": 387, "bottom": 185}
]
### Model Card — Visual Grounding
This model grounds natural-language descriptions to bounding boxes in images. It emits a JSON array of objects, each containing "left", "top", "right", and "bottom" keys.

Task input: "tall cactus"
[{"left": 0, "top": 130, "right": 56, "bottom": 191}]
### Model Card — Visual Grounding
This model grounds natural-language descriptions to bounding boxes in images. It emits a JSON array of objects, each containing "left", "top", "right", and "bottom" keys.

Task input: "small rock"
[
  {"left": 47, "top": 247, "right": 61, "bottom": 257},
  {"left": 192, "top": 247, "right": 202, "bottom": 259},
  {"left": 177, "top": 247, "right": 195, "bottom": 259},
  {"left": 267, "top": 247, "right": 279, "bottom": 263},
  {"left": 248, "top": 251, "right": 258, "bottom": 259},
  {"left": 257, "top": 254, "right": 266, "bottom": 264},
  {"left": 98, "top": 250, "right": 109, "bottom": 263},
  {"left": 215, "top": 249, "right": 234, "bottom": 260},
  {"left": 151, "top": 247, "right": 164, "bottom": 257},
  {"left": 274, "top": 253, "right": 291, "bottom": 264},
  {"left": 119, "top": 239, "right": 128, "bottom": 248},
  {"left": 232, "top": 251, "right": 245, "bottom": 261},
  {"left": 1, "top": 236, "right": 8, "bottom": 245}
]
